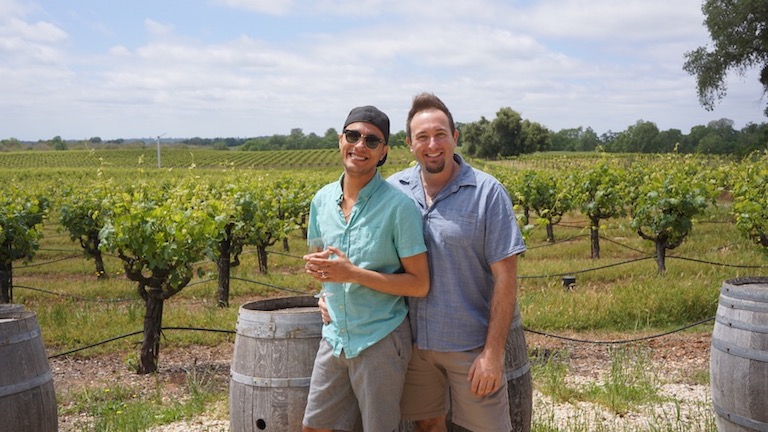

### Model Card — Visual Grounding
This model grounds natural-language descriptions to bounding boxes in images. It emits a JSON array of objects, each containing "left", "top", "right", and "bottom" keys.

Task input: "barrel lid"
[
  {"left": 0, "top": 304, "right": 25, "bottom": 319},
  {"left": 726, "top": 276, "right": 768, "bottom": 286},
  {"left": 240, "top": 295, "right": 319, "bottom": 312}
]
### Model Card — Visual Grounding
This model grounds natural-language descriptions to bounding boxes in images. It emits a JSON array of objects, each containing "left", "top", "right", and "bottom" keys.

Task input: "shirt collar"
[{"left": 334, "top": 170, "right": 385, "bottom": 206}]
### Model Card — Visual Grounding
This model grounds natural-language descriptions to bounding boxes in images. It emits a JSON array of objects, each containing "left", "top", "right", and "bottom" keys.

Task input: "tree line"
[{"left": 3, "top": 113, "right": 765, "bottom": 158}]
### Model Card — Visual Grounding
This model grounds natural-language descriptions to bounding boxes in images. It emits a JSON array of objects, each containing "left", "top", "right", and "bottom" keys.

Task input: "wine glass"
[{"left": 307, "top": 238, "right": 333, "bottom": 299}]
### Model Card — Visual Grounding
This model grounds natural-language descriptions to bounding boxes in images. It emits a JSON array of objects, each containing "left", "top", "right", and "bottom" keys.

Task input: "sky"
[{"left": 1, "top": 0, "right": 766, "bottom": 142}]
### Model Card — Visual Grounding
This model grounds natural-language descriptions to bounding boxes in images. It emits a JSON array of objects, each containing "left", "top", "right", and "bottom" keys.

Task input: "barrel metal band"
[
  {"left": 0, "top": 370, "right": 52, "bottom": 398},
  {"left": 719, "top": 295, "right": 768, "bottom": 314},
  {"left": 712, "top": 337, "right": 768, "bottom": 362},
  {"left": 505, "top": 362, "right": 530, "bottom": 381},
  {"left": 713, "top": 401, "right": 768, "bottom": 431},
  {"left": 721, "top": 285, "right": 768, "bottom": 304},
  {"left": 230, "top": 369, "right": 311, "bottom": 388},
  {"left": 0, "top": 327, "right": 41, "bottom": 348},
  {"left": 235, "top": 321, "right": 322, "bottom": 339},
  {"left": 716, "top": 314, "right": 768, "bottom": 334}
]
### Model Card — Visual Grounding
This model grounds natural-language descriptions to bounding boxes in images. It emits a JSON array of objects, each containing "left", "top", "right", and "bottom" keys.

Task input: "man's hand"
[
  {"left": 467, "top": 349, "right": 504, "bottom": 397},
  {"left": 317, "top": 296, "right": 331, "bottom": 324},
  {"left": 304, "top": 246, "right": 354, "bottom": 283}
]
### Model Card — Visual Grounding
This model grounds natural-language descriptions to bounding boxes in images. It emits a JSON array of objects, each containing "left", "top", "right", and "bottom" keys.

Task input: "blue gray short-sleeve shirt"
[{"left": 388, "top": 155, "right": 526, "bottom": 351}]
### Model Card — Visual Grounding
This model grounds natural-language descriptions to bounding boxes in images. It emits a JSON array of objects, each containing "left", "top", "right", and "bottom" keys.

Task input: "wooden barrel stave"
[
  {"left": 229, "top": 296, "right": 322, "bottom": 432},
  {"left": 0, "top": 307, "right": 58, "bottom": 432},
  {"left": 711, "top": 277, "right": 768, "bottom": 432}
]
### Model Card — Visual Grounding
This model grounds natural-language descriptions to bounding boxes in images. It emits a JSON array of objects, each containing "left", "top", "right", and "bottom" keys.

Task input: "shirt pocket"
[
  {"left": 349, "top": 224, "right": 391, "bottom": 267},
  {"left": 432, "top": 209, "right": 478, "bottom": 246}
]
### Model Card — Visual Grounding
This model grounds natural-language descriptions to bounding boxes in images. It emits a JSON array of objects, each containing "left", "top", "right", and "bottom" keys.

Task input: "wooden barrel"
[
  {"left": 0, "top": 307, "right": 58, "bottom": 432},
  {"left": 229, "top": 296, "right": 322, "bottom": 432},
  {"left": 0, "top": 304, "right": 24, "bottom": 315},
  {"left": 399, "top": 303, "right": 532, "bottom": 432},
  {"left": 711, "top": 277, "right": 768, "bottom": 432}
]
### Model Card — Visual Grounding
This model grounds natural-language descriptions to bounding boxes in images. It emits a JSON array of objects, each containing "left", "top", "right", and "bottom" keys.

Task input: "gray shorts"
[
  {"left": 303, "top": 318, "right": 412, "bottom": 432},
  {"left": 400, "top": 346, "right": 512, "bottom": 432}
]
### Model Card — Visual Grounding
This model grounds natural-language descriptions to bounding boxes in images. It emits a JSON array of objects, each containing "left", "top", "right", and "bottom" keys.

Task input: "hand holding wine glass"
[{"left": 306, "top": 238, "right": 333, "bottom": 299}]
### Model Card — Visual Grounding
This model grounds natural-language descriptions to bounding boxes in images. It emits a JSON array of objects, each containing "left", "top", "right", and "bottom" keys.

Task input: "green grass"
[
  {"left": 530, "top": 347, "right": 716, "bottom": 432},
  {"left": 61, "top": 367, "right": 222, "bottom": 432}
]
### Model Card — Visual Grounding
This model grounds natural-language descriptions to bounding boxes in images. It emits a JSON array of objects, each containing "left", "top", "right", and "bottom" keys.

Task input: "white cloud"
[
  {"left": 144, "top": 19, "right": 175, "bottom": 37},
  {"left": 215, "top": 0, "right": 295, "bottom": 15},
  {"left": 0, "top": 0, "right": 764, "bottom": 141}
]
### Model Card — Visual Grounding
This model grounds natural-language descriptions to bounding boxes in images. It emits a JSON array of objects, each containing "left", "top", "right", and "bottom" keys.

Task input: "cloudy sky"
[{"left": 1, "top": 0, "right": 765, "bottom": 142}]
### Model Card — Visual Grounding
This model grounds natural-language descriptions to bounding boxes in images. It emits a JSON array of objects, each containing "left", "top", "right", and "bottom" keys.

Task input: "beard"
[{"left": 424, "top": 158, "right": 446, "bottom": 174}]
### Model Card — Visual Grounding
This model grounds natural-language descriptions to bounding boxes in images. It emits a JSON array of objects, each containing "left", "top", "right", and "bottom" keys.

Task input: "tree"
[
  {"left": 248, "top": 178, "right": 303, "bottom": 274},
  {"left": 738, "top": 122, "right": 768, "bottom": 155},
  {"left": 205, "top": 177, "right": 260, "bottom": 308},
  {"left": 286, "top": 128, "right": 305, "bottom": 150},
  {"left": 550, "top": 127, "right": 582, "bottom": 151},
  {"left": 460, "top": 117, "right": 491, "bottom": 157},
  {"left": 52, "top": 135, "right": 67, "bottom": 151},
  {"left": 505, "top": 170, "right": 538, "bottom": 225},
  {"left": 579, "top": 127, "right": 600, "bottom": 152},
  {"left": 572, "top": 162, "right": 628, "bottom": 259},
  {"left": 520, "top": 120, "right": 550, "bottom": 153},
  {"left": 99, "top": 178, "right": 225, "bottom": 373},
  {"left": 59, "top": 181, "right": 114, "bottom": 279},
  {"left": 622, "top": 120, "right": 661, "bottom": 153},
  {"left": 493, "top": 107, "right": 523, "bottom": 157},
  {"left": 630, "top": 157, "right": 716, "bottom": 273},
  {"left": 322, "top": 128, "right": 339, "bottom": 148},
  {"left": 461, "top": 108, "right": 530, "bottom": 158},
  {"left": 527, "top": 171, "right": 574, "bottom": 243},
  {"left": 653, "top": 129, "right": 684, "bottom": 153},
  {"left": 389, "top": 130, "right": 407, "bottom": 148},
  {"left": 683, "top": 0, "right": 768, "bottom": 116},
  {"left": 731, "top": 152, "right": 768, "bottom": 252},
  {"left": 0, "top": 185, "right": 49, "bottom": 303}
]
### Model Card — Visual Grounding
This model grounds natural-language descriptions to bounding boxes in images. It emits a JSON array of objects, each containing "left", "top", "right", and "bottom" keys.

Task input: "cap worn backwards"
[{"left": 343, "top": 105, "right": 390, "bottom": 166}]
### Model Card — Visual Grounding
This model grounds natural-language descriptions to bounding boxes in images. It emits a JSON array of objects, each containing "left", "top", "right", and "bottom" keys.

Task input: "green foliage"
[
  {"left": 52, "top": 135, "right": 68, "bottom": 151},
  {"left": 683, "top": 0, "right": 768, "bottom": 114},
  {"left": 573, "top": 161, "right": 628, "bottom": 222},
  {"left": 99, "top": 177, "right": 227, "bottom": 292},
  {"left": 0, "top": 182, "right": 50, "bottom": 302},
  {"left": 570, "top": 161, "right": 629, "bottom": 258},
  {"left": 731, "top": 152, "right": 768, "bottom": 252},
  {"left": 0, "top": 183, "right": 50, "bottom": 263},
  {"left": 502, "top": 169, "right": 574, "bottom": 242},
  {"left": 461, "top": 107, "right": 549, "bottom": 158},
  {"left": 629, "top": 156, "right": 718, "bottom": 272},
  {"left": 58, "top": 177, "right": 116, "bottom": 277}
]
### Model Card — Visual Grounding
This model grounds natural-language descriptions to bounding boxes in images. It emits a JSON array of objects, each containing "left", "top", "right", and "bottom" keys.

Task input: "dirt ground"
[{"left": 50, "top": 331, "right": 713, "bottom": 431}]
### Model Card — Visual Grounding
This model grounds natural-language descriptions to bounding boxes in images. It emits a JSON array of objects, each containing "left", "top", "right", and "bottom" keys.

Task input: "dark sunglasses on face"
[{"left": 343, "top": 129, "right": 385, "bottom": 149}]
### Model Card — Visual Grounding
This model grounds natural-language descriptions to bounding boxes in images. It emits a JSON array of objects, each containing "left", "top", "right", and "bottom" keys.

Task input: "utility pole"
[{"left": 156, "top": 133, "right": 166, "bottom": 168}]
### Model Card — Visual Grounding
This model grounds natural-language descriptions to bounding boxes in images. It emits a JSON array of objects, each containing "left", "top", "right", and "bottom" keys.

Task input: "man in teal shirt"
[{"left": 302, "top": 105, "right": 430, "bottom": 432}]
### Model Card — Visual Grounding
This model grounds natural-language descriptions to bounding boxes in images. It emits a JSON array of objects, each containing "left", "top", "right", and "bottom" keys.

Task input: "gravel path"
[{"left": 51, "top": 332, "right": 713, "bottom": 431}]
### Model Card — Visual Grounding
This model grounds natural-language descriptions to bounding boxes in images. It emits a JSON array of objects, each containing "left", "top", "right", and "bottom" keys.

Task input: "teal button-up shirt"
[{"left": 307, "top": 171, "right": 427, "bottom": 358}]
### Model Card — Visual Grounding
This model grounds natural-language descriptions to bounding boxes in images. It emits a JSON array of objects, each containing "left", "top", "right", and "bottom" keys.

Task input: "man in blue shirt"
[
  {"left": 302, "top": 105, "right": 430, "bottom": 432},
  {"left": 391, "top": 93, "right": 527, "bottom": 432}
]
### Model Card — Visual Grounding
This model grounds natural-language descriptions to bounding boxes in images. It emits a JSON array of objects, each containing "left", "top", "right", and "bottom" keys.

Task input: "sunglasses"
[{"left": 343, "top": 129, "right": 385, "bottom": 149}]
